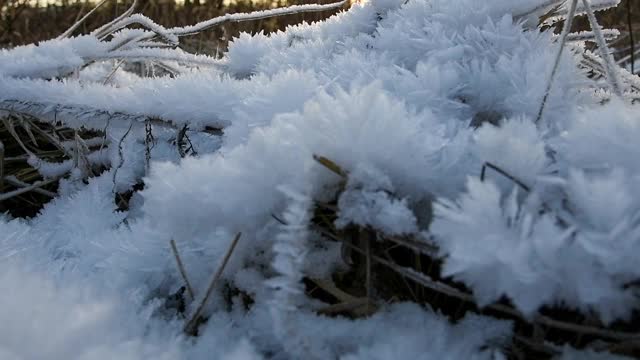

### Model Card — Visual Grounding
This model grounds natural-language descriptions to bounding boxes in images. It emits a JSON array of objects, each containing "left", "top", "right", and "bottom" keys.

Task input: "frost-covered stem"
[
  {"left": 111, "top": 121, "right": 133, "bottom": 195},
  {"left": 563, "top": 29, "right": 620, "bottom": 42},
  {"left": 170, "top": 239, "right": 195, "bottom": 300},
  {"left": 92, "top": 0, "right": 138, "bottom": 39},
  {"left": 184, "top": 232, "right": 242, "bottom": 336},
  {"left": 3, "top": 176, "right": 56, "bottom": 197},
  {"left": 170, "top": 1, "right": 346, "bottom": 36},
  {"left": 581, "top": 0, "right": 623, "bottom": 97},
  {"left": 536, "top": 0, "right": 578, "bottom": 124},
  {"left": 103, "top": 60, "right": 124, "bottom": 85},
  {"left": 58, "top": 0, "right": 110, "bottom": 39},
  {"left": 102, "top": 14, "right": 179, "bottom": 45},
  {"left": 0, "top": 177, "right": 59, "bottom": 202},
  {"left": 269, "top": 188, "right": 313, "bottom": 358}
]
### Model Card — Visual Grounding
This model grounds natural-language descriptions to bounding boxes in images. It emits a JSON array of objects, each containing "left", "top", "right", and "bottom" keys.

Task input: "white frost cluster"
[{"left": 0, "top": 0, "right": 638, "bottom": 358}]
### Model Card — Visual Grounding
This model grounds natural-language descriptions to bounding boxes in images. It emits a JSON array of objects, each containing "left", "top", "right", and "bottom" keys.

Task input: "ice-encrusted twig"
[
  {"left": 0, "top": 100, "right": 224, "bottom": 134},
  {"left": 562, "top": 29, "right": 620, "bottom": 42},
  {"left": 171, "top": 2, "right": 346, "bottom": 37},
  {"left": 581, "top": 0, "right": 623, "bottom": 97}
]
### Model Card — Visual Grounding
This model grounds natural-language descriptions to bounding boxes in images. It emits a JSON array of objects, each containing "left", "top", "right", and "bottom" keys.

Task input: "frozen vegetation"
[{"left": 0, "top": 0, "right": 639, "bottom": 358}]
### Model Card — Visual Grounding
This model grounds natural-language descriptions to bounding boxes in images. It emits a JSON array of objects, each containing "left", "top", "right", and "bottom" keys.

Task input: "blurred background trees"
[
  {"left": 0, "top": 0, "right": 638, "bottom": 70},
  {"left": 0, "top": 0, "right": 347, "bottom": 51}
]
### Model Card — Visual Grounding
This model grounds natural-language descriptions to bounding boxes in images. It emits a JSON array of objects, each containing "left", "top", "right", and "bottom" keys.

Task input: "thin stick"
[
  {"left": 184, "top": 232, "right": 242, "bottom": 336},
  {"left": 480, "top": 162, "right": 531, "bottom": 192},
  {"left": 364, "top": 230, "right": 372, "bottom": 313},
  {"left": 536, "top": 0, "right": 579, "bottom": 124},
  {"left": 170, "top": 239, "right": 195, "bottom": 301}
]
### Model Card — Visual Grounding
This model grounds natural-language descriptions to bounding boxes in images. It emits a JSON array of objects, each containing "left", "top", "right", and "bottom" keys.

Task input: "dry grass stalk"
[
  {"left": 184, "top": 232, "right": 242, "bottom": 336},
  {"left": 4, "top": 176, "right": 56, "bottom": 197},
  {"left": 0, "top": 176, "right": 59, "bottom": 202},
  {"left": 536, "top": 0, "right": 579, "bottom": 124},
  {"left": 170, "top": 239, "right": 195, "bottom": 301},
  {"left": 313, "top": 154, "right": 348, "bottom": 178}
]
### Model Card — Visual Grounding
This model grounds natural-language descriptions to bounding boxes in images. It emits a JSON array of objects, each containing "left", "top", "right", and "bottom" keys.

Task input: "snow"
[{"left": 0, "top": 0, "right": 639, "bottom": 358}]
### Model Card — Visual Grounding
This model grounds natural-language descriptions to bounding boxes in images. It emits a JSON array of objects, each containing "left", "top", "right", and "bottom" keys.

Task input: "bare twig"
[
  {"left": 184, "top": 232, "right": 242, "bottom": 336},
  {"left": 170, "top": 239, "right": 195, "bottom": 300}
]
